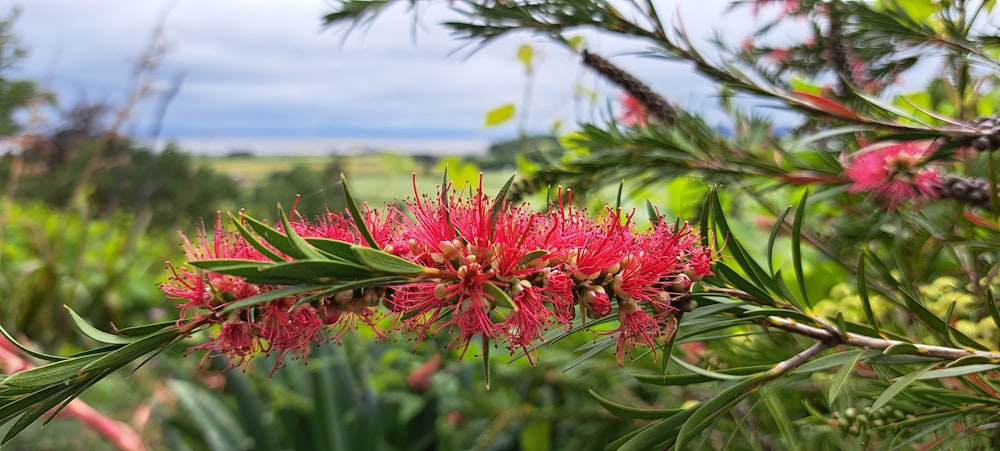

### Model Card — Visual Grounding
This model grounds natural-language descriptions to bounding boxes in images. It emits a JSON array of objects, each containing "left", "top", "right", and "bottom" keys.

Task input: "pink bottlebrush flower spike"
[{"left": 845, "top": 140, "right": 941, "bottom": 209}]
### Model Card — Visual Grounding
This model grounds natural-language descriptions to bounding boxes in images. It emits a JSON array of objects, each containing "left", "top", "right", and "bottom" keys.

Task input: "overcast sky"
[{"left": 9, "top": 0, "right": 783, "bottom": 154}]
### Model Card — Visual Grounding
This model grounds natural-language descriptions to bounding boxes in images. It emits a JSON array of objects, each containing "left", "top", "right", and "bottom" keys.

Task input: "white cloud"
[{"left": 10, "top": 0, "right": 776, "bottom": 149}]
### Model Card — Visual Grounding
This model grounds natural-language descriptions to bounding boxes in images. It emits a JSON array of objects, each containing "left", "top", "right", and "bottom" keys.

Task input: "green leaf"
[
  {"left": 1, "top": 355, "right": 100, "bottom": 388},
  {"left": 765, "top": 206, "right": 791, "bottom": 276},
  {"left": 945, "top": 355, "right": 998, "bottom": 367},
  {"left": 352, "top": 245, "right": 427, "bottom": 275},
  {"left": 484, "top": 282, "right": 517, "bottom": 311},
  {"left": 256, "top": 259, "right": 373, "bottom": 283},
  {"left": 305, "top": 238, "right": 364, "bottom": 264},
  {"left": 3, "top": 384, "right": 81, "bottom": 444},
  {"left": 170, "top": 379, "right": 253, "bottom": 451},
  {"left": 114, "top": 320, "right": 178, "bottom": 336},
  {"left": 882, "top": 343, "right": 921, "bottom": 355},
  {"left": 738, "top": 308, "right": 813, "bottom": 324},
  {"left": 80, "top": 328, "right": 182, "bottom": 372},
  {"left": 64, "top": 306, "right": 139, "bottom": 345},
  {"left": 242, "top": 214, "right": 307, "bottom": 259},
  {"left": 670, "top": 355, "right": 759, "bottom": 381},
  {"left": 633, "top": 364, "right": 771, "bottom": 386},
  {"left": 916, "top": 364, "right": 1000, "bottom": 380},
  {"left": 277, "top": 207, "right": 327, "bottom": 260},
  {"left": 488, "top": 173, "right": 516, "bottom": 236},
  {"left": 714, "top": 264, "right": 774, "bottom": 306},
  {"left": 645, "top": 200, "right": 660, "bottom": 228},
  {"left": 517, "top": 249, "right": 548, "bottom": 266},
  {"left": 590, "top": 389, "right": 684, "bottom": 420},
  {"left": 484, "top": 103, "right": 516, "bottom": 127},
  {"left": 220, "top": 284, "right": 329, "bottom": 315},
  {"left": 828, "top": 350, "right": 863, "bottom": 404},
  {"left": 675, "top": 375, "right": 768, "bottom": 448},
  {"left": 0, "top": 384, "right": 65, "bottom": 424},
  {"left": 790, "top": 190, "right": 811, "bottom": 308},
  {"left": 856, "top": 254, "right": 881, "bottom": 335},
  {"left": 516, "top": 43, "right": 534, "bottom": 72},
  {"left": 482, "top": 335, "right": 491, "bottom": 390},
  {"left": 987, "top": 290, "right": 1000, "bottom": 330},
  {"left": 564, "top": 335, "right": 617, "bottom": 371},
  {"left": 230, "top": 213, "right": 284, "bottom": 262},
  {"left": 863, "top": 354, "right": 942, "bottom": 365},
  {"left": 708, "top": 193, "right": 775, "bottom": 296},
  {"left": 871, "top": 362, "right": 938, "bottom": 411},
  {"left": 189, "top": 258, "right": 266, "bottom": 273},
  {"left": 0, "top": 325, "right": 65, "bottom": 362},
  {"left": 615, "top": 409, "right": 696, "bottom": 451},
  {"left": 794, "top": 350, "right": 872, "bottom": 374},
  {"left": 341, "top": 174, "right": 380, "bottom": 249},
  {"left": 901, "top": 291, "right": 986, "bottom": 351}
]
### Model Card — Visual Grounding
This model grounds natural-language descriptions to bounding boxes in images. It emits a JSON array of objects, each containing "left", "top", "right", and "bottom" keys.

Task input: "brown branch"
[
  {"left": 765, "top": 316, "right": 1000, "bottom": 361},
  {"left": 580, "top": 50, "right": 678, "bottom": 124}
]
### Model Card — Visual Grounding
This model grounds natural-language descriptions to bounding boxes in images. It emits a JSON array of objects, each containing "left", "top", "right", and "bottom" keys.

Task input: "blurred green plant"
[{"left": 0, "top": 201, "right": 176, "bottom": 349}]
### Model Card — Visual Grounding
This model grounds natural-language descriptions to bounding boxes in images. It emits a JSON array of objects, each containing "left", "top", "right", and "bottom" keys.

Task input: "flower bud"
[{"left": 583, "top": 285, "right": 612, "bottom": 318}]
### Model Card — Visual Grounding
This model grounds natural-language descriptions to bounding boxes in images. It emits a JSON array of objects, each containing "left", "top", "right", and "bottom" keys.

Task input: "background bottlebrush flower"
[
  {"left": 844, "top": 140, "right": 941, "bottom": 208},
  {"left": 619, "top": 94, "right": 648, "bottom": 127}
]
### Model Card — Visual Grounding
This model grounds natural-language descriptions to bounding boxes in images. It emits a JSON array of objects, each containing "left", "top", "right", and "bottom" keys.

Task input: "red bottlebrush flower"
[
  {"left": 188, "top": 320, "right": 261, "bottom": 370},
  {"left": 610, "top": 299, "right": 666, "bottom": 366},
  {"left": 254, "top": 301, "right": 324, "bottom": 374},
  {"left": 845, "top": 141, "right": 941, "bottom": 208},
  {"left": 162, "top": 215, "right": 267, "bottom": 321},
  {"left": 619, "top": 94, "right": 648, "bottom": 127},
  {"left": 549, "top": 208, "right": 630, "bottom": 282}
]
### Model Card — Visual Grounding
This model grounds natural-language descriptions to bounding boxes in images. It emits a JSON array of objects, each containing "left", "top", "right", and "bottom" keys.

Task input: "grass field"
[{"left": 196, "top": 153, "right": 513, "bottom": 207}]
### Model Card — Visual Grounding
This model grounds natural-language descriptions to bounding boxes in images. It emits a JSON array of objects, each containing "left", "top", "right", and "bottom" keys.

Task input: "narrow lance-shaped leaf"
[
  {"left": 872, "top": 361, "right": 939, "bottom": 411},
  {"left": 0, "top": 325, "right": 65, "bottom": 362},
  {"left": 917, "top": 364, "right": 1000, "bottom": 380},
  {"left": 987, "top": 290, "right": 1000, "bottom": 330},
  {"left": 64, "top": 306, "right": 139, "bottom": 345},
  {"left": 791, "top": 190, "right": 811, "bottom": 308},
  {"left": 645, "top": 200, "right": 660, "bottom": 228},
  {"left": 482, "top": 335, "right": 491, "bottom": 390},
  {"left": 230, "top": 212, "right": 284, "bottom": 262},
  {"left": 856, "top": 253, "right": 882, "bottom": 335},
  {"left": 305, "top": 237, "right": 365, "bottom": 264},
  {"left": 352, "top": 245, "right": 428, "bottom": 275},
  {"left": 81, "top": 328, "right": 184, "bottom": 373},
  {"left": 674, "top": 375, "right": 769, "bottom": 448},
  {"left": 766, "top": 206, "right": 791, "bottom": 277},
  {"left": 589, "top": 389, "right": 684, "bottom": 420},
  {"left": 277, "top": 206, "right": 327, "bottom": 260},
  {"left": 488, "top": 173, "right": 516, "bottom": 238},
  {"left": 1, "top": 355, "right": 101, "bottom": 388},
  {"left": 341, "top": 174, "right": 379, "bottom": 249},
  {"left": 241, "top": 213, "right": 308, "bottom": 259},
  {"left": 828, "top": 350, "right": 863, "bottom": 404}
]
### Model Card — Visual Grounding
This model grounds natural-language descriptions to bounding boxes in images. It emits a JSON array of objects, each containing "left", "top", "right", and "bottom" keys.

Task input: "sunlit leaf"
[
  {"left": 871, "top": 362, "right": 938, "bottom": 411},
  {"left": 352, "top": 245, "right": 427, "bottom": 275},
  {"left": 916, "top": 364, "right": 1000, "bottom": 380},
  {"left": 64, "top": 306, "right": 139, "bottom": 345},
  {"left": 589, "top": 389, "right": 684, "bottom": 420},
  {"left": 484, "top": 104, "right": 516, "bottom": 127},
  {"left": 828, "top": 351, "right": 863, "bottom": 404}
]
